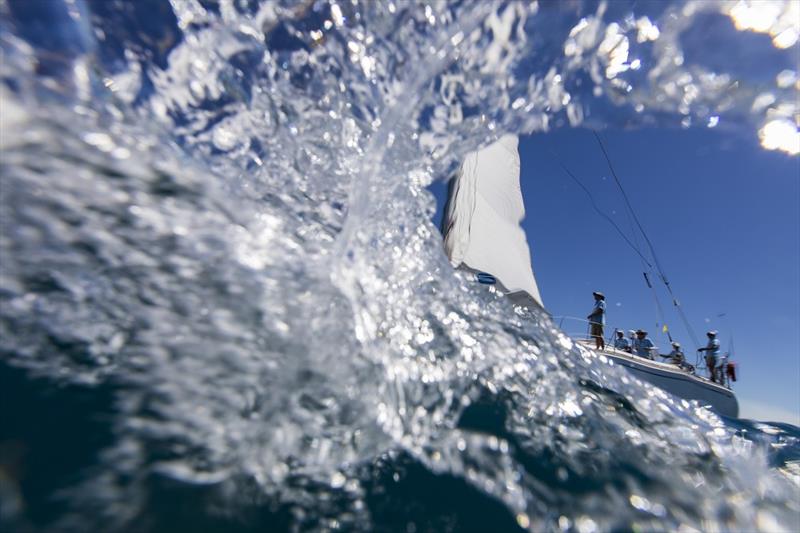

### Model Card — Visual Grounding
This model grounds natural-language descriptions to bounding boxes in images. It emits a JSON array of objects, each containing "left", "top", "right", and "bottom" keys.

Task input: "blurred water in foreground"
[{"left": 1, "top": 1, "right": 798, "bottom": 531}]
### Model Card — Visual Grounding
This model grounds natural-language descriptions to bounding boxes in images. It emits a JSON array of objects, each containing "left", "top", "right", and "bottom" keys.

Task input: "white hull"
[{"left": 578, "top": 340, "right": 739, "bottom": 418}]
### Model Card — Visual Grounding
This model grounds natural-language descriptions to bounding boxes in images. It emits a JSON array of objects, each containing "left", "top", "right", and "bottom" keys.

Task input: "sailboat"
[{"left": 441, "top": 135, "right": 739, "bottom": 418}]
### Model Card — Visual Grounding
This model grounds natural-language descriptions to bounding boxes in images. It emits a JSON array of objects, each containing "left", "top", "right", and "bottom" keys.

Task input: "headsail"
[{"left": 442, "top": 134, "right": 543, "bottom": 307}]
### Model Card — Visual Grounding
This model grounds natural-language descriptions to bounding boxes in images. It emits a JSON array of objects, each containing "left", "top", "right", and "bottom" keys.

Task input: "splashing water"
[{"left": 1, "top": 0, "right": 798, "bottom": 531}]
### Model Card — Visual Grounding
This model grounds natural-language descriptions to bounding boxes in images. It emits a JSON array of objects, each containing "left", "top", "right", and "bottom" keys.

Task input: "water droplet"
[{"left": 330, "top": 472, "right": 346, "bottom": 488}]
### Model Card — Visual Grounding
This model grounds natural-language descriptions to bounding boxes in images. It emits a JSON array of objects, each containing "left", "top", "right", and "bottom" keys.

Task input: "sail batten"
[{"left": 443, "top": 134, "right": 543, "bottom": 307}]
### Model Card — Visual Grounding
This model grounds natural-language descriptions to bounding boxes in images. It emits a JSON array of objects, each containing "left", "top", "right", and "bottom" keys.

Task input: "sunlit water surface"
[{"left": 1, "top": 1, "right": 799, "bottom": 531}]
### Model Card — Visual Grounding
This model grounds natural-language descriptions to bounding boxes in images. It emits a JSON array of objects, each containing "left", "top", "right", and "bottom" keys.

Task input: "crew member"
[
  {"left": 628, "top": 330, "right": 637, "bottom": 353},
  {"left": 635, "top": 330, "right": 655, "bottom": 360},
  {"left": 587, "top": 291, "right": 606, "bottom": 350},
  {"left": 662, "top": 341, "right": 685, "bottom": 368},
  {"left": 698, "top": 331, "right": 721, "bottom": 382},
  {"left": 613, "top": 330, "right": 630, "bottom": 352}
]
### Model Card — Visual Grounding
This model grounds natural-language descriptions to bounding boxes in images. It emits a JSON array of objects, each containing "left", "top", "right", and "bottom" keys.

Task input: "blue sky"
[{"left": 429, "top": 126, "right": 799, "bottom": 426}]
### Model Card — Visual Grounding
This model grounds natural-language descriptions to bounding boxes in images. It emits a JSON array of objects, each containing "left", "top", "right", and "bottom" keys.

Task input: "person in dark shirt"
[
  {"left": 587, "top": 291, "right": 606, "bottom": 350},
  {"left": 635, "top": 330, "right": 655, "bottom": 360},
  {"left": 613, "top": 330, "right": 630, "bottom": 352}
]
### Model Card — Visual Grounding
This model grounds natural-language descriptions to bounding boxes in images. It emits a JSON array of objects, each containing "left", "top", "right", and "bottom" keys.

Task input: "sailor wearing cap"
[
  {"left": 635, "top": 330, "right": 655, "bottom": 360},
  {"left": 698, "top": 331, "right": 721, "bottom": 382},
  {"left": 613, "top": 330, "right": 630, "bottom": 352},
  {"left": 588, "top": 291, "right": 606, "bottom": 350},
  {"left": 662, "top": 341, "right": 685, "bottom": 367}
]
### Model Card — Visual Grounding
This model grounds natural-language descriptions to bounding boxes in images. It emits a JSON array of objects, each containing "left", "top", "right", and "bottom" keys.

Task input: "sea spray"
[{"left": 1, "top": 1, "right": 798, "bottom": 531}]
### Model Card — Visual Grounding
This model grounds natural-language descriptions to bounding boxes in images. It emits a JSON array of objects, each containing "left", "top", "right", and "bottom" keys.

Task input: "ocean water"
[{"left": 1, "top": 1, "right": 798, "bottom": 531}]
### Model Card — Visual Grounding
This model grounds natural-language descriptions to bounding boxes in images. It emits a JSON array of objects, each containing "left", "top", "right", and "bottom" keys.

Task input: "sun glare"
[
  {"left": 759, "top": 119, "right": 800, "bottom": 156},
  {"left": 726, "top": 0, "right": 799, "bottom": 49}
]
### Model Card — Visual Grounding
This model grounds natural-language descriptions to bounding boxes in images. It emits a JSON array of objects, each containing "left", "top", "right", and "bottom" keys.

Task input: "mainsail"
[{"left": 442, "top": 134, "right": 543, "bottom": 307}]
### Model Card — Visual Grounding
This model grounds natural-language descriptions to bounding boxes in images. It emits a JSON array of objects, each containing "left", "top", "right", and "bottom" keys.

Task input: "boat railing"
[
  {"left": 553, "top": 316, "right": 614, "bottom": 341},
  {"left": 552, "top": 316, "right": 735, "bottom": 389},
  {"left": 694, "top": 350, "right": 735, "bottom": 388},
  {"left": 553, "top": 316, "right": 660, "bottom": 351}
]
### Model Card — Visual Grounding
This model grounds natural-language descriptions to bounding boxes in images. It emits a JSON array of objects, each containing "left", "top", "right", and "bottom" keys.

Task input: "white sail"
[{"left": 442, "top": 134, "right": 543, "bottom": 307}]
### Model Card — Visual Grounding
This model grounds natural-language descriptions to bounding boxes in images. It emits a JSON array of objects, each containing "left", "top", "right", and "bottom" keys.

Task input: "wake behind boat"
[{"left": 442, "top": 135, "right": 740, "bottom": 418}]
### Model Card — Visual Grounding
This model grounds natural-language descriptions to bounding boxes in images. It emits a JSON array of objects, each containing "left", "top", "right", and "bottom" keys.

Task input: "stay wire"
[
  {"left": 547, "top": 144, "right": 672, "bottom": 344},
  {"left": 624, "top": 189, "right": 669, "bottom": 342},
  {"left": 620, "top": 174, "right": 669, "bottom": 342},
  {"left": 644, "top": 271, "right": 673, "bottom": 343},
  {"left": 592, "top": 131, "right": 668, "bottom": 278},
  {"left": 592, "top": 131, "right": 702, "bottom": 349},
  {"left": 546, "top": 147, "right": 654, "bottom": 269}
]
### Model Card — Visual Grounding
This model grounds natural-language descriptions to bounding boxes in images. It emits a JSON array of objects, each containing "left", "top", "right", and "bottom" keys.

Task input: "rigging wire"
[
  {"left": 619, "top": 176, "right": 671, "bottom": 343},
  {"left": 644, "top": 271, "right": 673, "bottom": 343},
  {"left": 592, "top": 131, "right": 703, "bottom": 349},
  {"left": 546, "top": 147, "right": 654, "bottom": 269},
  {"left": 592, "top": 131, "right": 667, "bottom": 279},
  {"left": 547, "top": 145, "right": 672, "bottom": 345},
  {"left": 718, "top": 312, "right": 735, "bottom": 358},
  {"left": 548, "top": 143, "right": 672, "bottom": 343}
]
